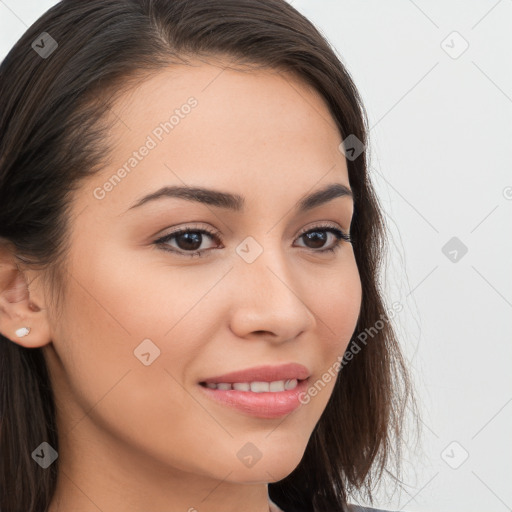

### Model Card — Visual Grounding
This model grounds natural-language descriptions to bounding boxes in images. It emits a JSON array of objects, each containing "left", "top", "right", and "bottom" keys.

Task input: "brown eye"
[
  {"left": 295, "top": 225, "right": 351, "bottom": 253},
  {"left": 155, "top": 228, "right": 221, "bottom": 258}
]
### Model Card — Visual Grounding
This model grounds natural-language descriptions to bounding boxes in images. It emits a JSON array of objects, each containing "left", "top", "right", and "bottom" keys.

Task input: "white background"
[{"left": 1, "top": 1, "right": 511, "bottom": 511}]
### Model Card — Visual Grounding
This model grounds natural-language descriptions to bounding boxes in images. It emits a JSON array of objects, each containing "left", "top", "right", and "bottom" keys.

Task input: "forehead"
[
  {"left": 81, "top": 59, "right": 349, "bottom": 215},
  {"left": 110, "top": 59, "right": 341, "bottom": 146}
]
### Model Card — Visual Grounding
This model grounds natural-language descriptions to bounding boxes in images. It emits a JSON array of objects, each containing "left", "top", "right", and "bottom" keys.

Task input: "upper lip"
[{"left": 200, "top": 363, "right": 310, "bottom": 384}]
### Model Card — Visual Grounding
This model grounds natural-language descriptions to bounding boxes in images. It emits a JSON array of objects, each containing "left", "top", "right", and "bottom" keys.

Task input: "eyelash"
[{"left": 154, "top": 223, "right": 352, "bottom": 259}]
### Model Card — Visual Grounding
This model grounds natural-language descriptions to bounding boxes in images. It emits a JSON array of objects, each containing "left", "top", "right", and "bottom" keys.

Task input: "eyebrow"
[{"left": 125, "top": 182, "right": 353, "bottom": 214}]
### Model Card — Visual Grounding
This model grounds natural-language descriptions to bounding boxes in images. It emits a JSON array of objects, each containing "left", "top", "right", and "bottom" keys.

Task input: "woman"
[{"left": 0, "top": 1, "right": 416, "bottom": 511}]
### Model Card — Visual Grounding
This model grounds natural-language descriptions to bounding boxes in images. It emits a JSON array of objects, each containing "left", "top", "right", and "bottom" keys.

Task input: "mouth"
[
  {"left": 198, "top": 378, "right": 306, "bottom": 392},
  {"left": 197, "top": 377, "right": 310, "bottom": 419},
  {"left": 198, "top": 362, "right": 310, "bottom": 386}
]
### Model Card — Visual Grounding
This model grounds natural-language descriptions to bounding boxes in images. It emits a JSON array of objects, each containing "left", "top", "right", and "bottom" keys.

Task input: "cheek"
[
  {"left": 90, "top": 241, "right": 226, "bottom": 339},
  {"left": 305, "top": 256, "right": 361, "bottom": 403},
  {"left": 52, "top": 241, "right": 211, "bottom": 435},
  {"left": 51, "top": 262, "right": 220, "bottom": 475},
  {"left": 312, "top": 254, "right": 362, "bottom": 353}
]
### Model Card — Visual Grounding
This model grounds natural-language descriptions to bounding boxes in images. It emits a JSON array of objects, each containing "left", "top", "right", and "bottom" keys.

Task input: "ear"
[{"left": 0, "top": 243, "right": 52, "bottom": 348}]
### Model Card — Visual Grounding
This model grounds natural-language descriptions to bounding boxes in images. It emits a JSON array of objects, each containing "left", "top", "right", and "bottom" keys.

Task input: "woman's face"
[{"left": 41, "top": 60, "right": 362, "bottom": 503}]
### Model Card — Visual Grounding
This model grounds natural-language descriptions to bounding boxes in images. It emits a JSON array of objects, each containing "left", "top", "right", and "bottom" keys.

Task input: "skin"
[{"left": 0, "top": 59, "right": 362, "bottom": 512}]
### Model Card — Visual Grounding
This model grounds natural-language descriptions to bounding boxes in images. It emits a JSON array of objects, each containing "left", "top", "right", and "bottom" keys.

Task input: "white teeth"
[
  {"left": 250, "top": 381, "right": 269, "bottom": 393},
  {"left": 284, "top": 378, "right": 298, "bottom": 390},
  {"left": 232, "top": 382, "right": 251, "bottom": 391},
  {"left": 269, "top": 380, "right": 285, "bottom": 392},
  {"left": 203, "top": 379, "right": 299, "bottom": 392}
]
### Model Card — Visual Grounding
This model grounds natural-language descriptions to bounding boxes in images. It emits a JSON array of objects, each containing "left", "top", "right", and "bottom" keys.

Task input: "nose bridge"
[{"left": 229, "top": 238, "right": 315, "bottom": 339}]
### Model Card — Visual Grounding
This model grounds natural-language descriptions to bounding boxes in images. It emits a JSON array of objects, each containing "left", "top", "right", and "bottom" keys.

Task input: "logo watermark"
[{"left": 298, "top": 301, "right": 403, "bottom": 404}]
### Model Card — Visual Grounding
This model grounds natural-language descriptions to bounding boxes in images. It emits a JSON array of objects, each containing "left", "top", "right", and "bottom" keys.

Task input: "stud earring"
[{"left": 15, "top": 327, "right": 31, "bottom": 338}]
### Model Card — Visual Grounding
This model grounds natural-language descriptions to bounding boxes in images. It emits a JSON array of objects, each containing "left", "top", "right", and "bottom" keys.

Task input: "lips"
[
  {"left": 198, "top": 375, "right": 310, "bottom": 419},
  {"left": 199, "top": 363, "right": 310, "bottom": 385}
]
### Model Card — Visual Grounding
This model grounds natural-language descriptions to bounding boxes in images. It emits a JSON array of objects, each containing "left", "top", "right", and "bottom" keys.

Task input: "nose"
[{"left": 228, "top": 246, "right": 317, "bottom": 344}]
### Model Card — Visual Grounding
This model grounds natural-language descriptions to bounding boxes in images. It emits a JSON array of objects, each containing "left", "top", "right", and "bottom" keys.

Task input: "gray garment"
[
  {"left": 269, "top": 496, "right": 399, "bottom": 512},
  {"left": 349, "top": 505, "right": 399, "bottom": 512}
]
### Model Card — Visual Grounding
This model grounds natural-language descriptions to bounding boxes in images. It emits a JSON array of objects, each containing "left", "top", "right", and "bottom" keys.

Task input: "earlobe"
[{"left": 0, "top": 247, "right": 52, "bottom": 349}]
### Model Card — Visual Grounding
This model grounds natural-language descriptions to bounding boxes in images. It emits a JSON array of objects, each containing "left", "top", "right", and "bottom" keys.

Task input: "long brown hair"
[{"left": 0, "top": 1, "right": 417, "bottom": 511}]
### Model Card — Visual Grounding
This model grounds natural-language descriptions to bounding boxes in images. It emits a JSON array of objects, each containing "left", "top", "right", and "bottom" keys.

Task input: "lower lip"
[{"left": 198, "top": 378, "right": 310, "bottom": 419}]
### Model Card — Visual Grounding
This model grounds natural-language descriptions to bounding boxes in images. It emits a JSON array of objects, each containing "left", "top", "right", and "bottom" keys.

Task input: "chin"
[{"left": 237, "top": 451, "right": 305, "bottom": 484}]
